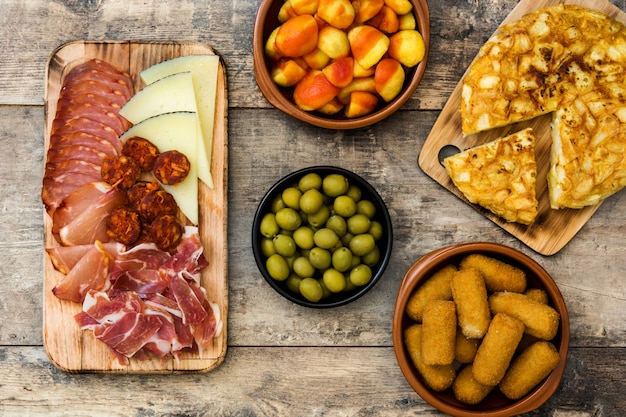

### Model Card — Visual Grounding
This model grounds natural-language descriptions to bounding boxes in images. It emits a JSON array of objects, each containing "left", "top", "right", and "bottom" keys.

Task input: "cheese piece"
[
  {"left": 120, "top": 112, "right": 199, "bottom": 225},
  {"left": 118, "top": 72, "right": 212, "bottom": 188},
  {"left": 140, "top": 55, "right": 220, "bottom": 189}
]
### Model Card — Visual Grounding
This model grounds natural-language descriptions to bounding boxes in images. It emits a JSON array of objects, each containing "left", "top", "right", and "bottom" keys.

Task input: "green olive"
[
  {"left": 309, "top": 247, "right": 331, "bottom": 269},
  {"left": 347, "top": 213, "right": 371, "bottom": 235},
  {"left": 260, "top": 237, "right": 276, "bottom": 257},
  {"left": 333, "top": 195, "right": 357, "bottom": 217},
  {"left": 282, "top": 187, "right": 302, "bottom": 210},
  {"left": 260, "top": 212, "right": 279, "bottom": 238},
  {"left": 266, "top": 254, "right": 290, "bottom": 281},
  {"left": 318, "top": 278, "right": 332, "bottom": 299},
  {"left": 350, "top": 264, "right": 372, "bottom": 286},
  {"left": 293, "top": 226, "right": 315, "bottom": 250},
  {"left": 368, "top": 220, "right": 383, "bottom": 241},
  {"left": 332, "top": 247, "right": 353, "bottom": 272},
  {"left": 299, "top": 188, "right": 324, "bottom": 214},
  {"left": 285, "top": 273, "right": 303, "bottom": 293},
  {"left": 307, "top": 204, "right": 330, "bottom": 228},
  {"left": 300, "top": 277, "right": 323, "bottom": 302},
  {"left": 326, "top": 214, "right": 347, "bottom": 238},
  {"left": 323, "top": 268, "right": 347, "bottom": 293},
  {"left": 362, "top": 246, "right": 380, "bottom": 266},
  {"left": 322, "top": 173, "right": 349, "bottom": 197},
  {"left": 293, "top": 256, "right": 316, "bottom": 278},
  {"left": 273, "top": 234, "right": 297, "bottom": 257},
  {"left": 356, "top": 199, "right": 376, "bottom": 218},
  {"left": 346, "top": 184, "right": 362, "bottom": 202},
  {"left": 349, "top": 233, "right": 376, "bottom": 256},
  {"left": 275, "top": 207, "right": 302, "bottom": 230},
  {"left": 298, "top": 172, "right": 322, "bottom": 191},
  {"left": 313, "top": 228, "right": 339, "bottom": 249},
  {"left": 271, "top": 195, "right": 286, "bottom": 213}
]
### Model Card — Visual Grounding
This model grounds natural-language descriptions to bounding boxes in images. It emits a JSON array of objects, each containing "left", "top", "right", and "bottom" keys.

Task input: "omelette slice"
[{"left": 443, "top": 128, "right": 538, "bottom": 225}]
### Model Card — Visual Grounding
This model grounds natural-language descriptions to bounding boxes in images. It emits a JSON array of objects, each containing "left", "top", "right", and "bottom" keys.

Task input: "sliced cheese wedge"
[
  {"left": 140, "top": 55, "right": 220, "bottom": 189},
  {"left": 120, "top": 112, "right": 199, "bottom": 225},
  {"left": 118, "top": 72, "right": 212, "bottom": 189}
]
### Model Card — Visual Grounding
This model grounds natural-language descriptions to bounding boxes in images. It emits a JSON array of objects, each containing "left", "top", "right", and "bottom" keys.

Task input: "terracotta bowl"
[
  {"left": 392, "top": 242, "right": 570, "bottom": 416},
  {"left": 252, "top": 0, "right": 430, "bottom": 129},
  {"left": 252, "top": 166, "right": 393, "bottom": 308}
]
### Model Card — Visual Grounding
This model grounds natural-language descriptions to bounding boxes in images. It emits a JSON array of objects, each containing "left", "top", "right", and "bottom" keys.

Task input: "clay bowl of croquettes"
[{"left": 392, "top": 242, "right": 569, "bottom": 417}]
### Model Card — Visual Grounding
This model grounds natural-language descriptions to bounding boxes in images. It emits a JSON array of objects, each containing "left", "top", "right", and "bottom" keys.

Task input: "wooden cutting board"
[
  {"left": 418, "top": 0, "right": 626, "bottom": 256},
  {"left": 42, "top": 41, "right": 228, "bottom": 373}
]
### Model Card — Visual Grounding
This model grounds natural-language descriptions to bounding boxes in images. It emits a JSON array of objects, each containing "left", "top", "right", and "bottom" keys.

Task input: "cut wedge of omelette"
[
  {"left": 443, "top": 128, "right": 538, "bottom": 225},
  {"left": 461, "top": 4, "right": 626, "bottom": 209}
]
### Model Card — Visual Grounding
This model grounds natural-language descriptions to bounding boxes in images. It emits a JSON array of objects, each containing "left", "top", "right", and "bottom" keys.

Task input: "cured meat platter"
[
  {"left": 418, "top": 0, "right": 626, "bottom": 256},
  {"left": 42, "top": 41, "right": 228, "bottom": 373}
]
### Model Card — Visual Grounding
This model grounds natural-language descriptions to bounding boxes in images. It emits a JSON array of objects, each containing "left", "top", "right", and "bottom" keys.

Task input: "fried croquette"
[
  {"left": 499, "top": 341, "right": 561, "bottom": 400},
  {"left": 460, "top": 254, "right": 527, "bottom": 293},
  {"left": 453, "top": 364, "right": 494, "bottom": 405},
  {"left": 455, "top": 329, "right": 480, "bottom": 364},
  {"left": 472, "top": 313, "right": 525, "bottom": 386},
  {"left": 404, "top": 324, "right": 456, "bottom": 391},
  {"left": 489, "top": 291, "right": 560, "bottom": 340},
  {"left": 405, "top": 264, "right": 456, "bottom": 322},
  {"left": 451, "top": 267, "right": 491, "bottom": 338},
  {"left": 422, "top": 300, "right": 457, "bottom": 365},
  {"left": 525, "top": 288, "right": 549, "bottom": 304}
]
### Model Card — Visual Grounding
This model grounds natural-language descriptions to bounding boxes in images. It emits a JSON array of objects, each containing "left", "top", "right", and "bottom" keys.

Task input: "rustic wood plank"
[{"left": 1, "top": 346, "right": 625, "bottom": 416}]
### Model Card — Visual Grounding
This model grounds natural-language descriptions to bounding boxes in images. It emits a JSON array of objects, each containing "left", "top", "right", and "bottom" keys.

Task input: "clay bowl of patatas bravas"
[
  {"left": 392, "top": 242, "right": 570, "bottom": 417},
  {"left": 252, "top": 166, "right": 393, "bottom": 308},
  {"left": 253, "top": 0, "right": 430, "bottom": 129}
]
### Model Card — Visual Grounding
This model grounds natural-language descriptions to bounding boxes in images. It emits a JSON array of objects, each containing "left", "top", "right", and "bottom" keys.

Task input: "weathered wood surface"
[{"left": 1, "top": 0, "right": 625, "bottom": 415}]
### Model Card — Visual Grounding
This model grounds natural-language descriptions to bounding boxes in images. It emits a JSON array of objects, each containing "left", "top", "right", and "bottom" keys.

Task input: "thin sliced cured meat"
[
  {"left": 44, "top": 159, "right": 101, "bottom": 181},
  {"left": 57, "top": 91, "right": 123, "bottom": 114},
  {"left": 62, "top": 60, "right": 133, "bottom": 99},
  {"left": 192, "top": 300, "right": 221, "bottom": 351},
  {"left": 45, "top": 144, "right": 110, "bottom": 167},
  {"left": 46, "top": 241, "right": 122, "bottom": 275},
  {"left": 169, "top": 274, "right": 208, "bottom": 325},
  {"left": 52, "top": 102, "right": 130, "bottom": 134},
  {"left": 42, "top": 174, "right": 105, "bottom": 216},
  {"left": 48, "top": 131, "right": 119, "bottom": 156},
  {"left": 161, "top": 227, "right": 209, "bottom": 282},
  {"left": 51, "top": 118, "right": 122, "bottom": 152},
  {"left": 58, "top": 186, "right": 127, "bottom": 246},
  {"left": 59, "top": 79, "right": 130, "bottom": 109},
  {"left": 52, "top": 241, "right": 114, "bottom": 303},
  {"left": 52, "top": 182, "right": 112, "bottom": 235}
]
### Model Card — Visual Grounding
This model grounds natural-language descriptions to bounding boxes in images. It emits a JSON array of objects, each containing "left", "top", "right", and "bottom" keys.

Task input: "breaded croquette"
[
  {"left": 453, "top": 364, "right": 494, "bottom": 405},
  {"left": 525, "top": 288, "right": 549, "bottom": 304},
  {"left": 500, "top": 341, "right": 561, "bottom": 400},
  {"left": 404, "top": 324, "right": 456, "bottom": 391},
  {"left": 451, "top": 267, "right": 491, "bottom": 338},
  {"left": 455, "top": 329, "right": 480, "bottom": 364},
  {"left": 422, "top": 300, "right": 457, "bottom": 365},
  {"left": 405, "top": 264, "right": 456, "bottom": 322},
  {"left": 472, "top": 313, "right": 525, "bottom": 386},
  {"left": 460, "top": 254, "right": 527, "bottom": 293},
  {"left": 489, "top": 291, "right": 560, "bottom": 340}
]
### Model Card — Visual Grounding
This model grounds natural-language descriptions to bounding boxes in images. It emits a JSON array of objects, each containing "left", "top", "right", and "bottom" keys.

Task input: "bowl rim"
[
  {"left": 252, "top": 165, "right": 393, "bottom": 308},
  {"left": 392, "top": 242, "right": 570, "bottom": 417},
  {"left": 252, "top": 0, "right": 431, "bottom": 130}
]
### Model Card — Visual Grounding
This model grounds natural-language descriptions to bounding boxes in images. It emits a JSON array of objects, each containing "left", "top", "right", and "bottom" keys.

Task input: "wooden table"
[{"left": 1, "top": 0, "right": 625, "bottom": 415}]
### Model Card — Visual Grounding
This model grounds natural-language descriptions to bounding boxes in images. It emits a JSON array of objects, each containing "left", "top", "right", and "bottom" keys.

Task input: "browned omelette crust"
[
  {"left": 443, "top": 128, "right": 538, "bottom": 225},
  {"left": 461, "top": 4, "right": 626, "bottom": 209}
]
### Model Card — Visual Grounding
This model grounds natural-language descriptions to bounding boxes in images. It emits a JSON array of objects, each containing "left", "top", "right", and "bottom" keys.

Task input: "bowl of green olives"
[{"left": 252, "top": 166, "right": 393, "bottom": 308}]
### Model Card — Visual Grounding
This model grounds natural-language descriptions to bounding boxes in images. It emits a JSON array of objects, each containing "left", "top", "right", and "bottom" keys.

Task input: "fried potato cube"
[
  {"left": 405, "top": 264, "right": 456, "bottom": 322},
  {"left": 404, "top": 324, "right": 456, "bottom": 391},
  {"left": 472, "top": 313, "right": 525, "bottom": 386},
  {"left": 460, "top": 253, "right": 527, "bottom": 293},
  {"left": 451, "top": 267, "right": 491, "bottom": 339},
  {"left": 421, "top": 300, "right": 457, "bottom": 365},
  {"left": 499, "top": 341, "right": 561, "bottom": 400}
]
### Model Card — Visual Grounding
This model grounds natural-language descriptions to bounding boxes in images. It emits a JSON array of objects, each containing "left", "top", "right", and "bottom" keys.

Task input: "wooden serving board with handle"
[
  {"left": 418, "top": 0, "right": 626, "bottom": 256},
  {"left": 43, "top": 40, "right": 228, "bottom": 373}
]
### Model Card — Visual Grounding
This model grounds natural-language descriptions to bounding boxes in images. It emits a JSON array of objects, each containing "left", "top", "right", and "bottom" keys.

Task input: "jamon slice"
[
  {"left": 58, "top": 186, "right": 127, "bottom": 246},
  {"left": 46, "top": 241, "right": 122, "bottom": 275},
  {"left": 52, "top": 241, "right": 114, "bottom": 303},
  {"left": 169, "top": 274, "right": 208, "bottom": 325}
]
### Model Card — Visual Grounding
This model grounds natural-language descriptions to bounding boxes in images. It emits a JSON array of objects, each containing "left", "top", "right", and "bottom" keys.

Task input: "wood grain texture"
[
  {"left": 42, "top": 41, "right": 228, "bottom": 373},
  {"left": 419, "top": 0, "right": 626, "bottom": 256},
  {"left": 0, "top": 0, "right": 625, "bottom": 415}
]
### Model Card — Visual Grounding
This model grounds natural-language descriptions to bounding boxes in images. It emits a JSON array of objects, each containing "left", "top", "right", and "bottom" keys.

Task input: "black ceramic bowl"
[{"left": 252, "top": 166, "right": 393, "bottom": 308}]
